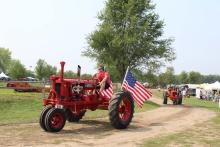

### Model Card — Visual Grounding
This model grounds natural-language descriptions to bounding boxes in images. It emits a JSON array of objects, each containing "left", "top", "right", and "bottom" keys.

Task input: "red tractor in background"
[
  {"left": 163, "top": 85, "right": 183, "bottom": 105},
  {"left": 39, "top": 61, "right": 134, "bottom": 132}
]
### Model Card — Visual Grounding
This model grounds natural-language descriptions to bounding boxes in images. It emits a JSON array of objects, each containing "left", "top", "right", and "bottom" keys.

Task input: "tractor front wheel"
[
  {"left": 109, "top": 92, "right": 134, "bottom": 129},
  {"left": 39, "top": 105, "right": 52, "bottom": 131},
  {"left": 163, "top": 92, "right": 168, "bottom": 104},
  {"left": 173, "top": 100, "right": 178, "bottom": 105},
  {"left": 178, "top": 94, "right": 183, "bottom": 105},
  {"left": 45, "top": 108, "right": 66, "bottom": 132}
]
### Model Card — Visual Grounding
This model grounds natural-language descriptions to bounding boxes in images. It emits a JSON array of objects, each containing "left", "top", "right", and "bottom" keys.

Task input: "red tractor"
[
  {"left": 39, "top": 61, "right": 134, "bottom": 132},
  {"left": 163, "top": 85, "right": 182, "bottom": 105}
]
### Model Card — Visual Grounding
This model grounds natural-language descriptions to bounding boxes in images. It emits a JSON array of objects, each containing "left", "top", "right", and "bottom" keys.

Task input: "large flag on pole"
[{"left": 122, "top": 67, "right": 152, "bottom": 107}]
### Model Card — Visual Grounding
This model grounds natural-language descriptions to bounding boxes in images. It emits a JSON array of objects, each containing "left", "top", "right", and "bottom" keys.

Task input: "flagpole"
[{"left": 121, "top": 66, "right": 130, "bottom": 90}]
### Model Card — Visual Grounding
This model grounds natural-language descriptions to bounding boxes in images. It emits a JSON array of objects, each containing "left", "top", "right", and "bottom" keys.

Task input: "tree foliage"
[
  {"left": 26, "top": 70, "right": 35, "bottom": 77},
  {"left": 83, "top": 0, "right": 175, "bottom": 81},
  {"left": 202, "top": 75, "right": 220, "bottom": 84},
  {"left": 178, "top": 71, "right": 189, "bottom": 84},
  {"left": 158, "top": 67, "right": 176, "bottom": 87},
  {"left": 35, "top": 59, "right": 57, "bottom": 80},
  {"left": 188, "top": 71, "right": 202, "bottom": 84},
  {"left": 81, "top": 74, "right": 92, "bottom": 79},
  {"left": 8, "top": 60, "right": 26, "bottom": 79},
  {"left": 63, "top": 70, "right": 77, "bottom": 78},
  {"left": 106, "top": 65, "right": 121, "bottom": 82},
  {"left": 145, "top": 71, "right": 158, "bottom": 87},
  {"left": 0, "top": 48, "right": 11, "bottom": 73}
]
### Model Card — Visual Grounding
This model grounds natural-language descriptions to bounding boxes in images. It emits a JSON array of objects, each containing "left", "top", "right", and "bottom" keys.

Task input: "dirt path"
[{"left": 0, "top": 97, "right": 216, "bottom": 147}]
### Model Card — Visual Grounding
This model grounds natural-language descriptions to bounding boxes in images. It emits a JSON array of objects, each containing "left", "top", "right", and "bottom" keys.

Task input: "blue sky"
[{"left": 0, "top": 0, "right": 219, "bottom": 75}]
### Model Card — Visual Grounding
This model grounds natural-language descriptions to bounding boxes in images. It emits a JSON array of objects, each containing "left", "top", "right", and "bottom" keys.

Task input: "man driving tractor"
[{"left": 93, "top": 64, "right": 111, "bottom": 92}]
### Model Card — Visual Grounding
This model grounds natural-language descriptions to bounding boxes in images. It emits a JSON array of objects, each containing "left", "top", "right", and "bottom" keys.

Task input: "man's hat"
[{"left": 98, "top": 64, "right": 105, "bottom": 71}]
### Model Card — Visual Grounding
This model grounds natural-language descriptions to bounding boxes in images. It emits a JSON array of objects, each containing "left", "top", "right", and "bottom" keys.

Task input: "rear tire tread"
[{"left": 109, "top": 92, "right": 134, "bottom": 129}]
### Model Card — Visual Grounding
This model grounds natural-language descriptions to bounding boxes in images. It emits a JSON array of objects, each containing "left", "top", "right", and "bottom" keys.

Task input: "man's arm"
[{"left": 100, "top": 72, "right": 109, "bottom": 85}]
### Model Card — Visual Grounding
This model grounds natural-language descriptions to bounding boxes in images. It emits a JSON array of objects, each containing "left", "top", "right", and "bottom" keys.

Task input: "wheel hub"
[
  {"left": 51, "top": 113, "right": 64, "bottom": 129},
  {"left": 118, "top": 97, "right": 132, "bottom": 121}
]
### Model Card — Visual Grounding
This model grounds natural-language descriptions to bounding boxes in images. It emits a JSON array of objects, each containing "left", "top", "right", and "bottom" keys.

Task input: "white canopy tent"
[
  {"left": 194, "top": 81, "right": 220, "bottom": 99},
  {"left": 0, "top": 72, "right": 9, "bottom": 78},
  {"left": 187, "top": 84, "right": 200, "bottom": 89},
  {"left": 209, "top": 81, "right": 220, "bottom": 90}
]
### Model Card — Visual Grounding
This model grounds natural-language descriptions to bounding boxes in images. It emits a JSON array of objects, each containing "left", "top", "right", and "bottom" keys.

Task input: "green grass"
[
  {"left": 0, "top": 89, "right": 43, "bottom": 124},
  {"left": 184, "top": 97, "right": 219, "bottom": 111},
  {"left": 0, "top": 89, "right": 159, "bottom": 125},
  {"left": 0, "top": 82, "right": 6, "bottom": 88},
  {"left": 152, "top": 89, "right": 163, "bottom": 98},
  {"left": 142, "top": 94, "right": 220, "bottom": 147}
]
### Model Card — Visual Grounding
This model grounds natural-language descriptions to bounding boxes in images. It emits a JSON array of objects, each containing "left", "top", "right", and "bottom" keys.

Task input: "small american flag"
[
  {"left": 122, "top": 68, "right": 152, "bottom": 107},
  {"left": 100, "top": 82, "right": 113, "bottom": 99}
]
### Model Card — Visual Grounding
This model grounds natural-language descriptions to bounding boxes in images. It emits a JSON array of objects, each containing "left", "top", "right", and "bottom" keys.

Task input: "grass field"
[
  {"left": 0, "top": 89, "right": 43, "bottom": 124},
  {"left": 0, "top": 82, "right": 6, "bottom": 88},
  {"left": 0, "top": 88, "right": 159, "bottom": 125},
  {"left": 142, "top": 90, "right": 220, "bottom": 147}
]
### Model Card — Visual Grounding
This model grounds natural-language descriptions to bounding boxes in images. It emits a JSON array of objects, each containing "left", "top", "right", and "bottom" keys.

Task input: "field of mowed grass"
[
  {"left": 0, "top": 82, "right": 6, "bottom": 88},
  {"left": 143, "top": 90, "right": 220, "bottom": 147},
  {"left": 0, "top": 89, "right": 43, "bottom": 124},
  {"left": 0, "top": 88, "right": 159, "bottom": 125}
]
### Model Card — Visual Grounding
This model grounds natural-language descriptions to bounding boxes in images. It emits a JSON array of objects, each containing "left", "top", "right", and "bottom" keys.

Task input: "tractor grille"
[{"left": 55, "top": 83, "right": 61, "bottom": 96}]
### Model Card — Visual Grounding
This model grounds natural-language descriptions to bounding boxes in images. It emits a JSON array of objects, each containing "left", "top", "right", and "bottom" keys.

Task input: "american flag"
[
  {"left": 100, "top": 82, "right": 113, "bottom": 99},
  {"left": 122, "top": 68, "right": 152, "bottom": 107}
]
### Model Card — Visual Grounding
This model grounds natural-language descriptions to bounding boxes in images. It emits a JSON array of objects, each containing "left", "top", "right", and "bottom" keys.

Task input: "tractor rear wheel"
[
  {"left": 45, "top": 108, "right": 66, "bottom": 132},
  {"left": 163, "top": 92, "right": 168, "bottom": 104},
  {"left": 39, "top": 105, "right": 52, "bottom": 131},
  {"left": 178, "top": 94, "right": 183, "bottom": 105},
  {"left": 66, "top": 110, "right": 86, "bottom": 122},
  {"left": 173, "top": 100, "right": 178, "bottom": 105},
  {"left": 109, "top": 92, "right": 134, "bottom": 129}
]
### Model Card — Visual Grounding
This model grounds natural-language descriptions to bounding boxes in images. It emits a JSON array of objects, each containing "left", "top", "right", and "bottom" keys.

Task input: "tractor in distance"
[
  {"left": 163, "top": 85, "right": 183, "bottom": 105},
  {"left": 39, "top": 61, "right": 134, "bottom": 132}
]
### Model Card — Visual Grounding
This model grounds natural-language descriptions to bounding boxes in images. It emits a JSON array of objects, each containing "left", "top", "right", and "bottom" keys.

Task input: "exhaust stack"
[{"left": 60, "top": 61, "right": 65, "bottom": 81}]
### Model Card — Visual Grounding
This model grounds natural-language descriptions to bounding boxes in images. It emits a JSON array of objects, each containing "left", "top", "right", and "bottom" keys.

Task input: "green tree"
[
  {"left": 35, "top": 59, "right": 57, "bottom": 80},
  {"left": 158, "top": 67, "right": 176, "bottom": 87},
  {"left": 26, "top": 70, "right": 35, "bottom": 77},
  {"left": 63, "top": 70, "right": 77, "bottom": 78},
  {"left": 106, "top": 65, "right": 121, "bottom": 82},
  {"left": 178, "top": 71, "right": 189, "bottom": 84},
  {"left": 8, "top": 60, "right": 26, "bottom": 79},
  {"left": 0, "top": 48, "right": 11, "bottom": 72},
  {"left": 188, "top": 71, "right": 202, "bottom": 84},
  {"left": 145, "top": 71, "right": 158, "bottom": 87},
  {"left": 81, "top": 74, "right": 92, "bottom": 79},
  {"left": 46, "top": 65, "right": 57, "bottom": 78},
  {"left": 202, "top": 75, "right": 220, "bottom": 83},
  {"left": 83, "top": 0, "right": 175, "bottom": 80}
]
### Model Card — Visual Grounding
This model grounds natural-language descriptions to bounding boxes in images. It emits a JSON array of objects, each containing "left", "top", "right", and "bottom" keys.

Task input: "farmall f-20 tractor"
[
  {"left": 163, "top": 85, "right": 183, "bottom": 105},
  {"left": 39, "top": 62, "right": 134, "bottom": 132}
]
